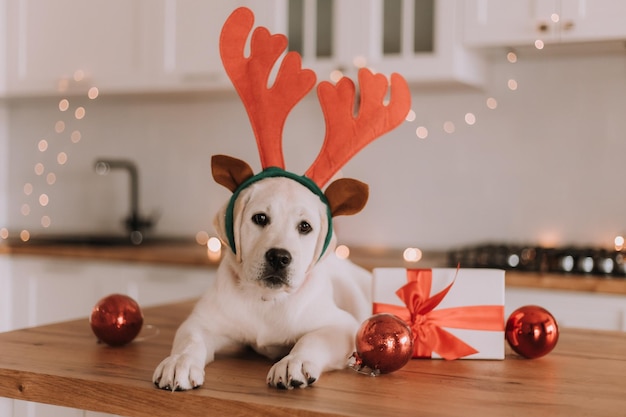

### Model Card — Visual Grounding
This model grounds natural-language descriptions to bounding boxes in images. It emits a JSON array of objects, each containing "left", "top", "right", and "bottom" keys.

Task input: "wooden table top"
[{"left": 1, "top": 300, "right": 625, "bottom": 417}]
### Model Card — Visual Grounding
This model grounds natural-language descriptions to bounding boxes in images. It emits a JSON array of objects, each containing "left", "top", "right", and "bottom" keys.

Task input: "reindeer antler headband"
[{"left": 214, "top": 7, "right": 411, "bottom": 257}]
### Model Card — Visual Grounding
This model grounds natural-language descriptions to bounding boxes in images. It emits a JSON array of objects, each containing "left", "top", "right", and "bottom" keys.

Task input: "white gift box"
[{"left": 372, "top": 268, "right": 505, "bottom": 360}]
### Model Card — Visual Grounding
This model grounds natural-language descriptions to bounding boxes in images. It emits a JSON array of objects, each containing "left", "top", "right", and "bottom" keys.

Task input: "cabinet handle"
[
  {"left": 562, "top": 21, "right": 575, "bottom": 31},
  {"left": 536, "top": 21, "right": 550, "bottom": 33}
]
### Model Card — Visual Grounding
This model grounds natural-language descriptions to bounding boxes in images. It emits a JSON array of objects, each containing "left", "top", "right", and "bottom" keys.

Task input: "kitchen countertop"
[
  {"left": 1, "top": 299, "right": 625, "bottom": 417},
  {"left": 1, "top": 240, "right": 626, "bottom": 295}
]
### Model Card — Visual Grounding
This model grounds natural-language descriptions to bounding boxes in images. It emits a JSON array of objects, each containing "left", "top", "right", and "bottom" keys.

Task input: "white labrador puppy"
[{"left": 153, "top": 164, "right": 372, "bottom": 390}]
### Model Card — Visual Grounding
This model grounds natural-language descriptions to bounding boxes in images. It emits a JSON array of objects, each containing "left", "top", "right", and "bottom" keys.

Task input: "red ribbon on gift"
[{"left": 373, "top": 269, "right": 504, "bottom": 360}]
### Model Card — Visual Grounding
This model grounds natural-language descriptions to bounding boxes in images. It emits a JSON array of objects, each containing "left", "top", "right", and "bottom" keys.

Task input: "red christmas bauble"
[
  {"left": 355, "top": 313, "right": 413, "bottom": 374},
  {"left": 505, "top": 305, "right": 559, "bottom": 359},
  {"left": 90, "top": 294, "right": 143, "bottom": 346}
]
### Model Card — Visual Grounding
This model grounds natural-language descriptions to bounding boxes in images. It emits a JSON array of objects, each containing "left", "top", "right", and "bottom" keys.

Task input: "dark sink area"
[{"left": 9, "top": 234, "right": 194, "bottom": 247}]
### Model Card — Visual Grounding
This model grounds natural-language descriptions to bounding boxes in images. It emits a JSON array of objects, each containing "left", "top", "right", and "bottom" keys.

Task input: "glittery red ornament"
[
  {"left": 505, "top": 305, "right": 559, "bottom": 359},
  {"left": 90, "top": 294, "right": 143, "bottom": 346},
  {"left": 354, "top": 313, "right": 414, "bottom": 374}
]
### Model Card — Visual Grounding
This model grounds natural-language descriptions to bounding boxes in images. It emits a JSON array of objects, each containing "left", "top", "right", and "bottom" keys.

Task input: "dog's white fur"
[{"left": 153, "top": 177, "right": 372, "bottom": 390}]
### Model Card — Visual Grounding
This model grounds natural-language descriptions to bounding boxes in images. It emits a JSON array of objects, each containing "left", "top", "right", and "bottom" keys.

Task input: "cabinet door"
[
  {"left": 464, "top": 0, "right": 558, "bottom": 47},
  {"left": 4, "top": 0, "right": 144, "bottom": 96},
  {"left": 506, "top": 288, "right": 626, "bottom": 332},
  {"left": 558, "top": 0, "right": 626, "bottom": 43},
  {"left": 367, "top": 0, "right": 485, "bottom": 87},
  {"left": 151, "top": 0, "right": 286, "bottom": 92}
]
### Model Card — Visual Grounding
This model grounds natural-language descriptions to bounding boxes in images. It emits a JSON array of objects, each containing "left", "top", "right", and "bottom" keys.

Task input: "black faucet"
[{"left": 94, "top": 158, "right": 154, "bottom": 244}]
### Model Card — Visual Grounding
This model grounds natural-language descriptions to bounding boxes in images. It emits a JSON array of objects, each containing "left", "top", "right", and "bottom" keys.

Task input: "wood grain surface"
[{"left": 1, "top": 299, "right": 625, "bottom": 417}]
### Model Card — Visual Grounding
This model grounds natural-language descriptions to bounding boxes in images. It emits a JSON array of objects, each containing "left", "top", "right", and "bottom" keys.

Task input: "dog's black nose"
[{"left": 265, "top": 248, "right": 292, "bottom": 270}]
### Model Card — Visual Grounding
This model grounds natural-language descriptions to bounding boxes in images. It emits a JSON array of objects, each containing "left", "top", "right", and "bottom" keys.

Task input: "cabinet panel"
[
  {"left": 558, "top": 0, "right": 626, "bottom": 43},
  {"left": 464, "top": 0, "right": 556, "bottom": 47},
  {"left": 465, "top": 0, "right": 626, "bottom": 48},
  {"left": 5, "top": 0, "right": 145, "bottom": 95},
  {"left": 506, "top": 287, "right": 626, "bottom": 331}
]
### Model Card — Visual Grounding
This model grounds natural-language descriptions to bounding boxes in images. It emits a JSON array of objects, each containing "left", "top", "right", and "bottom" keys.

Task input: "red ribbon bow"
[{"left": 373, "top": 269, "right": 504, "bottom": 360}]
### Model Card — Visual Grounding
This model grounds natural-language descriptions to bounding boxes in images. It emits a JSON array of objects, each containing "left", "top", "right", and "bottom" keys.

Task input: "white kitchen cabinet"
[
  {"left": 1, "top": 0, "right": 486, "bottom": 97},
  {"left": 464, "top": 0, "right": 626, "bottom": 48},
  {"left": 506, "top": 287, "right": 626, "bottom": 332},
  {"left": 286, "top": 0, "right": 484, "bottom": 87},
  {"left": 2, "top": 0, "right": 157, "bottom": 97},
  {"left": 2, "top": 255, "right": 215, "bottom": 417},
  {"left": 7, "top": 255, "right": 214, "bottom": 330},
  {"left": 147, "top": 0, "right": 284, "bottom": 92}
]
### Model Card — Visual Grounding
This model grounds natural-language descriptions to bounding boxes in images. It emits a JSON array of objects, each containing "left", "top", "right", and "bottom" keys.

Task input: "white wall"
[{"left": 3, "top": 52, "right": 626, "bottom": 250}]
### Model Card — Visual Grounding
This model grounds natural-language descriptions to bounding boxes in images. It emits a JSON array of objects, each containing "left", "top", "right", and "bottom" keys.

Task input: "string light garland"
[{"left": 2, "top": 70, "right": 99, "bottom": 242}]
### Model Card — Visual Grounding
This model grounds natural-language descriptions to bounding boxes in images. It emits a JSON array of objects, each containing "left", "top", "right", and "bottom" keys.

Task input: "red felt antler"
[
  {"left": 305, "top": 68, "right": 411, "bottom": 187},
  {"left": 219, "top": 7, "right": 316, "bottom": 169}
]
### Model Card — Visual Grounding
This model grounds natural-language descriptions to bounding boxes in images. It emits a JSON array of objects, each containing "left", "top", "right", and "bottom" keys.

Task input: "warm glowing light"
[
  {"left": 46, "top": 172, "right": 56, "bottom": 185},
  {"left": 20, "top": 230, "right": 30, "bottom": 242},
  {"left": 615, "top": 236, "right": 625, "bottom": 251},
  {"left": 465, "top": 113, "right": 476, "bottom": 125},
  {"left": 537, "top": 231, "right": 560, "bottom": 248},
  {"left": 415, "top": 126, "right": 428, "bottom": 139},
  {"left": 21, "top": 204, "right": 30, "bottom": 216},
  {"left": 330, "top": 70, "right": 344, "bottom": 83},
  {"left": 59, "top": 99, "right": 69, "bottom": 112},
  {"left": 55, "top": 120, "right": 65, "bottom": 133},
  {"left": 206, "top": 237, "right": 222, "bottom": 262},
  {"left": 551, "top": 13, "right": 560, "bottom": 23},
  {"left": 57, "top": 152, "right": 68, "bottom": 165},
  {"left": 207, "top": 237, "right": 222, "bottom": 253},
  {"left": 405, "top": 109, "right": 416, "bottom": 122},
  {"left": 88, "top": 87, "right": 99, "bottom": 99},
  {"left": 0, "top": 228, "right": 8, "bottom": 240},
  {"left": 24, "top": 183, "right": 33, "bottom": 195},
  {"left": 34, "top": 163, "right": 45, "bottom": 176},
  {"left": 73, "top": 69, "right": 85, "bottom": 82},
  {"left": 70, "top": 130, "right": 82, "bottom": 143},
  {"left": 38, "top": 139, "right": 48, "bottom": 152},
  {"left": 486, "top": 97, "right": 498, "bottom": 110},
  {"left": 57, "top": 78, "right": 69, "bottom": 93},
  {"left": 195, "top": 231, "right": 209, "bottom": 245},
  {"left": 403, "top": 247, "right": 422, "bottom": 263},
  {"left": 41, "top": 216, "right": 51, "bottom": 228},
  {"left": 506, "top": 51, "right": 517, "bottom": 63},
  {"left": 534, "top": 39, "right": 545, "bottom": 50},
  {"left": 507, "top": 79, "right": 518, "bottom": 91},
  {"left": 352, "top": 56, "right": 367, "bottom": 68},
  {"left": 443, "top": 121, "right": 455, "bottom": 134},
  {"left": 335, "top": 244, "right": 350, "bottom": 260},
  {"left": 39, "top": 194, "right": 49, "bottom": 207},
  {"left": 75, "top": 106, "right": 86, "bottom": 120}
]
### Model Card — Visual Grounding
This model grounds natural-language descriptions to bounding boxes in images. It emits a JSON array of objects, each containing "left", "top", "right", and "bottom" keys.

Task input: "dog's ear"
[
  {"left": 211, "top": 154, "right": 254, "bottom": 192},
  {"left": 324, "top": 178, "right": 369, "bottom": 217}
]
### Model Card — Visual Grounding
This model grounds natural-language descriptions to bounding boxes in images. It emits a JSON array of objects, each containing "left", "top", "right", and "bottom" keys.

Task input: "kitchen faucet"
[{"left": 94, "top": 158, "right": 154, "bottom": 244}]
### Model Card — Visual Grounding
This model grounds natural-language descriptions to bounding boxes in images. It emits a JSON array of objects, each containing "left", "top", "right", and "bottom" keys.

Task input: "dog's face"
[{"left": 215, "top": 177, "right": 331, "bottom": 301}]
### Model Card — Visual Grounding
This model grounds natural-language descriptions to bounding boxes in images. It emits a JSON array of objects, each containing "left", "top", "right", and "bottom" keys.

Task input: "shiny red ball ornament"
[
  {"left": 90, "top": 294, "right": 144, "bottom": 346},
  {"left": 505, "top": 305, "right": 559, "bottom": 359},
  {"left": 355, "top": 313, "right": 414, "bottom": 374}
]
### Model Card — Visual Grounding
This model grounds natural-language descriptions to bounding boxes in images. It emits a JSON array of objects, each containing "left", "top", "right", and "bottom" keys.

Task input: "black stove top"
[{"left": 447, "top": 244, "right": 625, "bottom": 278}]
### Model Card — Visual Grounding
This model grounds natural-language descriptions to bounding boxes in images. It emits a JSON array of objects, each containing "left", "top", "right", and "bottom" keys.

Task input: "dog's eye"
[
  {"left": 298, "top": 221, "right": 312, "bottom": 235},
  {"left": 252, "top": 213, "right": 269, "bottom": 227}
]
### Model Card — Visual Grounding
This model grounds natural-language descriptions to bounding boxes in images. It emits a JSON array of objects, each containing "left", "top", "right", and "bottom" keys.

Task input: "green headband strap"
[{"left": 224, "top": 167, "right": 333, "bottom": 259}]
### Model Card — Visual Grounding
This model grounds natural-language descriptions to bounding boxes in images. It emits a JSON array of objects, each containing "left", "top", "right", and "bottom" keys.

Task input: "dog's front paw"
[
  {"left": 267, "top": 355, "right": 321, "bottom": 390},
  {"left": 153, "top": 354, "right": 205, "bottom": 391}
]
